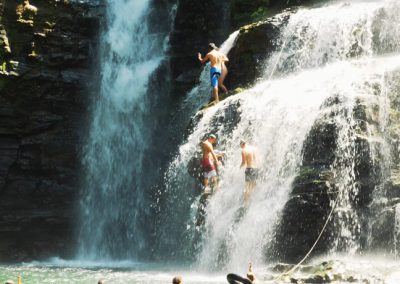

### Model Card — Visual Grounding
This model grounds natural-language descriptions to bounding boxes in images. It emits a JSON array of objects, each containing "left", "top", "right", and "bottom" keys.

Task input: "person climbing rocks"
[
  {"left": 201, "top": 134, "right": 220, "bottom": 194},
  {"left": 227, "top": 263, "right": 256, "bottom": 284},
  {"left": 240, "top": 140, "right": 258, "bottom": 207},
  {"left": 198, "top": 43, "right": 229, "bottom": 104}
]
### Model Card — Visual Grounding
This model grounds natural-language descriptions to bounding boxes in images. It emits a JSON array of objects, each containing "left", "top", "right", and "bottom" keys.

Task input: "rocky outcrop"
[
  {"left": 226, "top": 12, "right": 291, "bottom": 90},
  {"left": 168, "top": 0, "right": 309, "bottom": 97},
  {"left": 272, "top": 69, "right": 400, "bottom": 262},
  {"left": 0, "top": 0, "right": 101, "bottom": 261}
]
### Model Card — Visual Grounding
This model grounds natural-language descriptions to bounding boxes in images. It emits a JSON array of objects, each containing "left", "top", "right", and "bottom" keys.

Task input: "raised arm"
[{"left": 198, "top": 52, "right": 210, "bottom": 64}]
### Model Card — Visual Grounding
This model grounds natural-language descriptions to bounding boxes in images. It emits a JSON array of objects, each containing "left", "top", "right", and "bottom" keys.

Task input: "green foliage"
[
  {"left": 231, "top": 0, "right": 271, "bottom": 27},
  {"left": 251, "top": 7, "right": 269, "bottom": 21}
]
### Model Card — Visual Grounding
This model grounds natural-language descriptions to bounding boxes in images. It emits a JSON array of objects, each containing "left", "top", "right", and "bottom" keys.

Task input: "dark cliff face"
[
  {"left": 0, "top": 0, "right": 101, "bottom": 261},
  {"left": 169, "top": 0, "right": 231, "bottom": 96}
]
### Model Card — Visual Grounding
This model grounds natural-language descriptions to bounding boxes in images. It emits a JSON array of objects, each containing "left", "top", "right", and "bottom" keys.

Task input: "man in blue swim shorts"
[{"left": 198, "top": 43, "right": 229, "bottom": 104}]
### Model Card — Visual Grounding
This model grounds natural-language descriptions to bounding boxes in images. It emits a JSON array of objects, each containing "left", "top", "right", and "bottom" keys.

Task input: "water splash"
[{"left": 162, "top": 0, "right": 400, "bottom": 270}]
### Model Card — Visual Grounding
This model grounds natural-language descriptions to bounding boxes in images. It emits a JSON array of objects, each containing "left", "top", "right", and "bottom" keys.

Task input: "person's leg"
[
  {"left": 250, "top": 181, "right": 256, "bottom": 190},
  {"left": 244, "top": 182, "right": 251, "bottom": 208},
  {"left": 212, "top": 86, "right": 219, "bottom": 103},
  {"left": 211, "top": 175, "right": 218, "bottom": 193},
  {"left": 203, "top": 174, "right": 209, "bottom": 188},
  {"left": 203, "top": 178, "right": 208, "bottom": 187},
  {"left": 227, "top": 273, "right": 252, "bottom": 284},
  {"left": 219, "top": 64, "right": 228, "bottom": 93},
  {"left": 210, "top": 70, "right": 220, "bottom": 103}
]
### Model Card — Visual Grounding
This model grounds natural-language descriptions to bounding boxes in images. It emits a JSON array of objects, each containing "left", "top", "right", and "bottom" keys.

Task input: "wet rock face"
[
  {"left": 368, "top": 70, "right": 400, "bottom": 253},
  {"left": 0, "top": 0, "right": 101, "bottom": 261},
  {"left": 226, "top": 12, "right": 291, "bottom": 90},
  {"left": 272, "top": 69, "right": 400, "bottom": 262}
]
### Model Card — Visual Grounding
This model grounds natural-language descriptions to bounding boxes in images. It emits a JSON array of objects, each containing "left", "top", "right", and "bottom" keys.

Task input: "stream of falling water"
[
  {"left": 79, "top": 0, "right": 174, "bottom": 259},
  {"left": 162, "top": 0, "right": 400, "bottom": 271}
]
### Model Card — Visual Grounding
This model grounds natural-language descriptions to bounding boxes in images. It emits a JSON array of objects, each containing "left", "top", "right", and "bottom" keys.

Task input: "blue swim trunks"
[{"left": 210, "top": 67, "right": 221, "bottom": 88}]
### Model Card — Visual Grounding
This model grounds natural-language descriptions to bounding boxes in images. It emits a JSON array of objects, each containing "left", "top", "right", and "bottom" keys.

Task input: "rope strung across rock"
[{"left": 274, "top": 195, "right": 340, "bottom": 282}]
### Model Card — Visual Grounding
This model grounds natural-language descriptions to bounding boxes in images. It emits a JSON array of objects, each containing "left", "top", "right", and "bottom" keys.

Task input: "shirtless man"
[
  {"left": 240, "top": 140, "right": 258, "bottom": 207},
  {"left": 198, "top": 43, "right": 229, "bottom": 103},
  {"left": 201, "top": 134, "right": 219, "bottom": 194}
]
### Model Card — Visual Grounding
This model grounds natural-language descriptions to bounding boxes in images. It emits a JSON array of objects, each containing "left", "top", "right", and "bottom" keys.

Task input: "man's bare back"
[
  {"left": 206, "top": 50, "right": 228, "bottom": 69},
  {"left": 198, "top": 49, "right": 228, "bottom": 69},
  {"left": 241, "top": 146, "right": 256, "bottom": 169},
  {"left": 197, "top": 43, "right": 229, "bottom": 104}
]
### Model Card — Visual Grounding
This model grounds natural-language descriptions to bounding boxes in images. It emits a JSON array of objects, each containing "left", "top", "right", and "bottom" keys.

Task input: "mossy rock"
[{"left": 231, "top": 0, "right": 272, "bottom": 28}]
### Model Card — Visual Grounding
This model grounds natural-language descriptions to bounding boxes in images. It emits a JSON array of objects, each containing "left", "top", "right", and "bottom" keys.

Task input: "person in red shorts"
[{"left": 201, "top": 134, "right": 220, "bottom": 194}]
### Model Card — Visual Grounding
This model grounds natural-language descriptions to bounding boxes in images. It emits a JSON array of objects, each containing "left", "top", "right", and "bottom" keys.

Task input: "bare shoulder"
[{"left": 202, "top": 140, "right": 211, "bottom": 149}]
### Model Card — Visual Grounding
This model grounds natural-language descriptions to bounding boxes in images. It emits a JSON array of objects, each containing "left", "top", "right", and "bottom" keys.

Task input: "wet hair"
[
  {"left": 208, "top": 42, "right": 218, "bottom": 50},
  {"left": 240, "top": 139, "right": 246, "bottom": 145},
  {"left": 172, "top": 276, "right": 182, "bottom": 284},
  {"left": 209, "top": 134, "right": 217, "bottom": 139}
]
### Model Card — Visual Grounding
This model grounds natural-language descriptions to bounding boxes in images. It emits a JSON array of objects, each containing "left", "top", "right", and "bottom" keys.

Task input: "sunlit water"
[
  {"left": 0, "top": 260, "right": 226, "bottom": 284},
  {"left": 161, "top": 0, "right": 400, "bottom": 272},
  {"left": 1, "top": 256, "right": 400, "bottom": 283},
  {"left": 14, "top": 0, "right": 400, "bottom": 282}
]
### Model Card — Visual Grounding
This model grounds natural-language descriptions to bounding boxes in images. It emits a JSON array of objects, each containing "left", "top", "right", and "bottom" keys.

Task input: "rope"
[
  {"left": 274, "top": 194, "right": 340, "bottom": 282},
  {"left": 270, "top": 16, "right": 331, "bottom": 283},
  {"left": 264, "top": 29, "right": 294, "bottom": 83}
]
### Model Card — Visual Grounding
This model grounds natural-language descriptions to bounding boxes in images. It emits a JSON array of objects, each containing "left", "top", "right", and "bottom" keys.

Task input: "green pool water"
[
  {"left": 0, "top": 262, "right": 227, "bottom": 284},
  {"left": 1, "top": 256, "right": 400, "bottom": 284}
]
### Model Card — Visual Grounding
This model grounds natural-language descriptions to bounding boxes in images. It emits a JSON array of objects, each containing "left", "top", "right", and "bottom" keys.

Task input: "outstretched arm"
[
  {"left": 247, "top": 263, "right": 256, "bottom": 282},
  {"left": 198, "top": 53, "right": 210, "bottom": 64}
]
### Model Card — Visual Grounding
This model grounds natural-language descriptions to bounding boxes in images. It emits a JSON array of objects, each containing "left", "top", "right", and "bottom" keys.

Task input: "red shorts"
[{"left": 202, "top": 158, "right": 215, "bottom": 172}]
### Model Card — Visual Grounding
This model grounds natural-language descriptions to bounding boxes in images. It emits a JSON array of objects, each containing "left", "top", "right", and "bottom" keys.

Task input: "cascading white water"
[
  {"left": 79, "top": 0, "right": 174, "bottom": 259},
  {"left": 163, "top": 0, "right": 400, "bottom": 270},
  {"left": 395, "top": 204, "right": 400, "bottom": 256}
]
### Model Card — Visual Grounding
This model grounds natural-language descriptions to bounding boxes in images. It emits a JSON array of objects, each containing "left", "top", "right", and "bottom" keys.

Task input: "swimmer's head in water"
[
  {"left": 172, "top": 276, "right": 182, "bottom": 284},
  {"left": 247, "top": 272, "right": 255, "bottom": 282}
]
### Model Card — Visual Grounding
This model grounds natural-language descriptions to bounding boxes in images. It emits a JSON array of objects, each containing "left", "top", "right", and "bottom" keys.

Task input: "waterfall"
[
  {"left": 79, "top": 0, "right": 175, "bottom": 259},
  {"left": 161, "top": 0, "right": 400, "bottom": 270}
]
